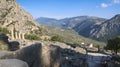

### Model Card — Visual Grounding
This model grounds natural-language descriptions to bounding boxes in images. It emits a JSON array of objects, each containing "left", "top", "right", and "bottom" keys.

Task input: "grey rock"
[
  {"left": 0, "top": 33, "right": 9, "bottom": 44},
  {"left": 9, "top": 41, "right": 20, "bottom": 51},
  {"left": 0, "top": 59, "right": 28, "bottom": 67}
]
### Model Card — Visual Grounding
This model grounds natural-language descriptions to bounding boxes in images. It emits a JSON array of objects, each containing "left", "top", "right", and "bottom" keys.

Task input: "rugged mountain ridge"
[
  {"left": 36, "top": 16, "right": 106, "bottom": 29},
  {"left": 61, "top": 16, "right": 106, "bottom": 29},
  {"left": 90, "top": 14, "right": 120, "bottom": 41},
  {"left": 36, "top": 14, "right": 120, "bottom": 42},
  {"left": 66, "top": 14, "right": 120, "bottom": 42},
  {"left": 0, "top": 0, "right": 43, "bottom": 40},
  {"left": 72, "top": 17, "right": 106, "bottom": 37},
  {"left": 36, "top": 17, "right": 62, "bottom": 27},
  {"left": 36, "top": 16, "right": 106, "bottom": 40}
]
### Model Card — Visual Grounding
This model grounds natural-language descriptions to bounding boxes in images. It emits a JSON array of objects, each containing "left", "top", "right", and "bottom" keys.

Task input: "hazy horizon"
[{"left": 17, "top": 0, "right": 120, "bottom": 19}]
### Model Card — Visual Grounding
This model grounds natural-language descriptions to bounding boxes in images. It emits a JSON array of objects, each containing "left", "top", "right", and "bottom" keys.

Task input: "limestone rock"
[
  {"left": 0, "top": 0, "right": 45, "bottom": 40},
  {"left": 9, "top": 41, "right": 20, "bottom": 51},
  {"left": 0, "top": 59, "right": 28, "bottom": 67}
]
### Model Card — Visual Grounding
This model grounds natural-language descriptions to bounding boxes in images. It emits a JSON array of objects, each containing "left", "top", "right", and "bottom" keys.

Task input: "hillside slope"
[
  {"left": 0, "top": 0, "right": 45, "bottom": 40},
  {"left": 90, "top": 14, "right": 120, "bottom": 41},
  {"left": 47, "top": 26, "right": 105, "bottom": 47}
]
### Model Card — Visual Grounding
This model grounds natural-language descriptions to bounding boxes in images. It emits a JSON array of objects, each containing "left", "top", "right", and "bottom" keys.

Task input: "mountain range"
[{"left": 36, "top": 14, "right": 120, "bottom": 42}]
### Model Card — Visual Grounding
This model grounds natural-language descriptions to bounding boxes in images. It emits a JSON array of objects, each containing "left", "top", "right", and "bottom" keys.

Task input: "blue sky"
[{"left": 16, "top": 0, "right": 120, "bottom": 19}]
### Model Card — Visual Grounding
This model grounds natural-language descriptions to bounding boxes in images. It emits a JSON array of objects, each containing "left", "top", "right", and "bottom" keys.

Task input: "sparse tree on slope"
[{"left": 105, "top": 36, "right": 120, "bottom": 54}]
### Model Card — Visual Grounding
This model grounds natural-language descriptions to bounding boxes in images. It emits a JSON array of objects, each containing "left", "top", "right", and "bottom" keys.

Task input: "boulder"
[
  {"left": 9, "top": 41, "right": 20, "bottom": 51},
  {"left": 0, "top": 59, "right": 28, "bottom": 67},
  {"left": 0, "top": 33, "right": 9, "bottom": 43},
  {"left": 0, "top": 33, "right": 20, "bottom": 51},
  {"left": 0, "top": 33, "right": 9, "bottom": 50},
  {"left": 41, "top": 44, "right": 60, "bottom": 67}
]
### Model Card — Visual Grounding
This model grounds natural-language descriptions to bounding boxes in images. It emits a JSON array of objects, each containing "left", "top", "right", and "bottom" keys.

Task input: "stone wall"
[{"left": 0, "top": 43, "right": 61, "bottom": 67}]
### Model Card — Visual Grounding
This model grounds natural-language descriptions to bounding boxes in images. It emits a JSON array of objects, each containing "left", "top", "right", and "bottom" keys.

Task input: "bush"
[
  {"left": 0, "top": 27, "right": 9, "bottom": 34},
  {"left": 51, "top": 35, "right": 63, "bottom": 42},
  {"left": 73, "top": 42, "right": 80, "bottom": 46},
  {"left": 105, "top": 36, "right": 120, "bottom": 54},
  {"left": 0, "top": 40, "right": 8, "bottom": 50},
  {"left": 25, "top": 34, "right": 41, "bottom": 40}
]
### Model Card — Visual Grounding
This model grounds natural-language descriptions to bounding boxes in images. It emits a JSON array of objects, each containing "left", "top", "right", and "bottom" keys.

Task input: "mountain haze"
[
  {"left": 36, "top": 16, "right": 106, "bottom": 29},
  {"left": 36, "top": 17, "right": 62, "bottom": 27},
  {"left": 36, "top": 15, "right": 120, "bottom": 42}
]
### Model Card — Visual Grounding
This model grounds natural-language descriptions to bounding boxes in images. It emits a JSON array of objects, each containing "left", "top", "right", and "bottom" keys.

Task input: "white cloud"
[
  {"left": 112, "top": 0, "right": 120, "bottom": 3},
  {"left": 98, "top": 0, "right": 120, "bottom": 8},
  {"left": 101, "top": 3, "right": 109, "bottom": 8}
]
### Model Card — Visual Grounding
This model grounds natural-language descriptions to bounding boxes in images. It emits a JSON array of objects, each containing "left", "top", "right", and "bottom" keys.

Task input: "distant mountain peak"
[
  {"left": 113, "top": 14, "right": 120, "bottom": 20},
  {"left": 36, "top": 14, "right": 120, "bottom": 42},
  {"left": 90, "top": 14, "right": 120, "bottom": 42}
]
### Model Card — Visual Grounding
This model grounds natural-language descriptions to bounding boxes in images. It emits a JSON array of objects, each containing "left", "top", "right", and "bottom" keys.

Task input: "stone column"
[
  {"left": 18, "top": 33, "right": 21, "bottom": 39},
  {"left": 22, "top": 33, "right": 25, "bottom": 40},
  {"left": 15, "top": 32, "right": 18, "bottom": 39},
  {"left": 11, "top": 29, "right": 14, "bottom": 40}
]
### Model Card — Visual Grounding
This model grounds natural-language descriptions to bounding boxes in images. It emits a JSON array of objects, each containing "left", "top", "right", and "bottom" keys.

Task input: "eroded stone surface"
[{"left": 0, "top": 59, "right": 28, "bottom": 67}]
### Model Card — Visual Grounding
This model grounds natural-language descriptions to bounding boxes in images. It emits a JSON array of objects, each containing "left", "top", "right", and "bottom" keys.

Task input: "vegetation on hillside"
[
  {"left": 46, "top": 26, "right": 106, "bottom": 47},
  {"left": 25, "top": 34, "right": 41, "bottom": 40},
  {"left": 0, "top": 40, "right": 8, "bottom": 50},
  {"left": 51, "top": 35, "right": 64, "bottom": 42},
  {"left": 104, "top": 36, "right": 120, "bottom": 54},
  {"left": 0, "top": 27, "right": 9, "bottom": 34}
]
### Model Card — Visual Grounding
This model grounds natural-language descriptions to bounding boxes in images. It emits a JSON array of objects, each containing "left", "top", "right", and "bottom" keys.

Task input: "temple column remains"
[
  {"left": 11, "top": 28, "right": 14, "bottom": 40},
  {"left": 18, "top": 33, "right": 21, "bottom": 39},
  {"left": 22, "top": 33, "right": 25, "bottom": 40},
  {"left": 15, "top": 32, "right": 18, "bottom": 39}
]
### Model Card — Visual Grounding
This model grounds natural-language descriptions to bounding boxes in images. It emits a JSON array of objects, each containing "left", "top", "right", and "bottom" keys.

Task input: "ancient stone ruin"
[{"left": 0, "top": 43, "right": 61, "bottom": 67}]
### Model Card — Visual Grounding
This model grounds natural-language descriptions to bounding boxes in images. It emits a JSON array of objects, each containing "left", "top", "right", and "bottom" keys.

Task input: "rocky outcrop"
[
  {"left": 9, "top": 41, "right": 20, "bottom": 51},
  {"left": 0, "top": 59, "right": 28, "bottom": 67},
  {"left": 0, "top": 0, "right": 44, "bottom": 40}
]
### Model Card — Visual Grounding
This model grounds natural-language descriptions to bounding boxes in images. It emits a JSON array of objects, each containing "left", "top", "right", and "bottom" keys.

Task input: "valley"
[{"left": 36, "top": 14, "right": 120, "bottom": 42}]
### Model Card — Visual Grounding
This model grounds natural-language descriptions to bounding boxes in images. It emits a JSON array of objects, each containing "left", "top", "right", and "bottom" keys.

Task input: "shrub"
[
  {"left": 105, "top": 36, "right": 120, "bottom": 54},
  {"left": 0, "top": 27, "right": 9, "bottom": 34},
  {"left": 73, "top": 42, "right": 80, "bottom": 46},
  {"left": 51, "top": 35, "right": 63, "bottom": 42},
  {"left": 0, "top": 40, "right": 8, "bottom": 50},
  {"left": 25, "top": 34, "right": 41, "bottom": 40}
]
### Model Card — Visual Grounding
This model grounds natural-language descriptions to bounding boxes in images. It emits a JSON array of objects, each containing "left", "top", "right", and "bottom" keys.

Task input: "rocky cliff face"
[
  {"left": 0, "top": 0, "right": 43, "bottom": 40},
  {"left": 90, "top": 14, "right": 120, "bottom": 41},
  {"left": 72, "top": 17, "right": 106, "bottom": 37}
]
